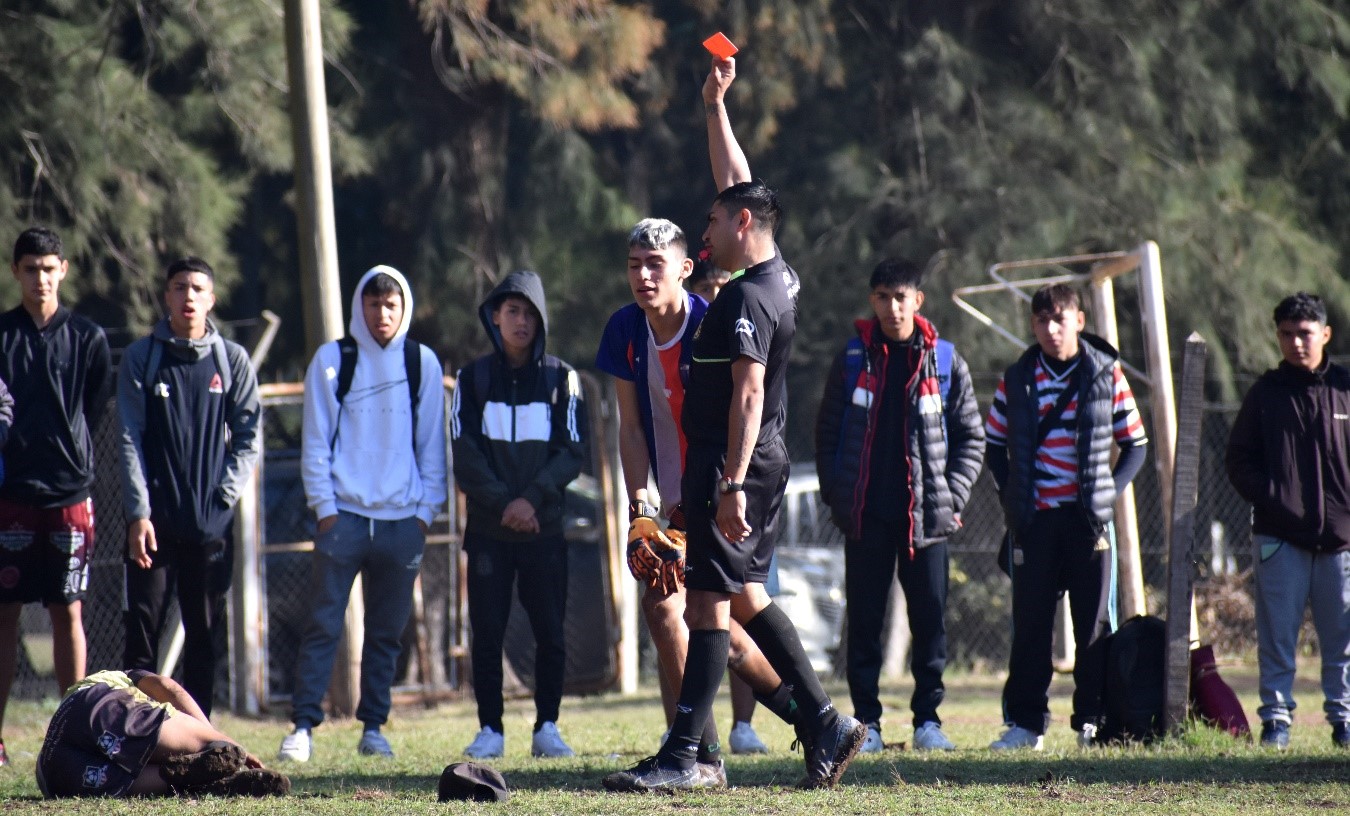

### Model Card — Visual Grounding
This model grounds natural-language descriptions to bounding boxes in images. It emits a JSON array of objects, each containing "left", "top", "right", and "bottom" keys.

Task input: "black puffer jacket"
[
  {"left": 815, "top": 315, "right": 985, "bottom": 548},
  {"left": 1226, "top": 360, "right": 1350, "bottom": 554},
  {"left": 999, "top": 333, "right": 1120, "bottom": 533}
]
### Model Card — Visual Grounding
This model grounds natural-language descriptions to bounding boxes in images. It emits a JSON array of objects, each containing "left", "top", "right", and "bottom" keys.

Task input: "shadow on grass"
[{"left": 285, "top": 751, "right": 1349, "bottom": 797}]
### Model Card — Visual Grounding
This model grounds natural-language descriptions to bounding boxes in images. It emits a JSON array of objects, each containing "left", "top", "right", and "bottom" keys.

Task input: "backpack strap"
[
  {"left": 144, "top": 338, "right": 164, "bottom": 395},
  {"left": 472, "top": 356, "right": 491, "bottom": 411},
  {"left": 935, "top": 338, "right": 953, "bottom": 406},
  {"left": 841, "top": 336, "right": 868, "bottom": 401},
  {"left": 209, "top": 335, "right": 234, "bottom": 395},
  {"left": 330, "top": 336, "right": 422, "bottom": 450},
  {"left": 404, "top": 338, "right": 422, "bottom": 449},
  {"left": 472, "top": 355, "right": 563, "bottom": 414},
  {"left": 934, "top": 338, "right": 954, "bottom": 441},
  {"left": 834, "top": 337, "right": 869, "bottom": 477},
  {"left": 334, "top": 336, "right": 359, "bottom": 405},
  {"left": 145, "top": 335, "right": 235, "bottom": 394},
  {"left": 1036, "top": 367, "right": 1080, "bottom": 448},
  {"left": 330, "top": 336, "right": 360, "bottom": 449},
  {"left": 542, "top": 357, "right": 563, "bottom": 406}
]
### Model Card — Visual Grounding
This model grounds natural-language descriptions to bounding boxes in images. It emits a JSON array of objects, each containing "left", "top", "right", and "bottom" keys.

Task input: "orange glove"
[{"left": 626, "top": 498, "right": 686, "bottom": 593}]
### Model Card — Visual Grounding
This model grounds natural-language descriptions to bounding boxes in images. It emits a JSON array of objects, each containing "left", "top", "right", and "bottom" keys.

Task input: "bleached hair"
[{"left": 628, "top": 218, "right": 687, "bottom": 253}]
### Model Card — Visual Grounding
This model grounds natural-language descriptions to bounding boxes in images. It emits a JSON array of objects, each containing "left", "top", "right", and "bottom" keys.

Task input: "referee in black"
[{"left": 605, "top": 55, "right": 866, "bottom": 793}]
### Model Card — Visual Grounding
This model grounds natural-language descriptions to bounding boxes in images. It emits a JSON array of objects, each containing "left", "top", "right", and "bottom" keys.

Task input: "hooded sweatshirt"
[
  {"left": 301, "top": 266, "right": 447, "bottom": 526},
  {"left": 451, "top": 270, "right": 585, "bottom": 543},
  {"left": 0, "top": 305, "right": 112, "bottom": 508},
  {"left": 117, "top": 318, "right": 261, "bottom": 544}
]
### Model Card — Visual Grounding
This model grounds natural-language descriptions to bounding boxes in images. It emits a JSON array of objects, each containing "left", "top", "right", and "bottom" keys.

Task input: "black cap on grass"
[{"left": 438, "top": 762, "right": 510, "bottom": 803}]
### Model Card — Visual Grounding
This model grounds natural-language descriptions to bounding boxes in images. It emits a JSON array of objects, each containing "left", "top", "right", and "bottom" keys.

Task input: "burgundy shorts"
[
  {"left": 0, "top": 497, "right": 95, "bottom": 604},
  {"left": 36, "top": 680, "right": 166, "bottom": 798}
]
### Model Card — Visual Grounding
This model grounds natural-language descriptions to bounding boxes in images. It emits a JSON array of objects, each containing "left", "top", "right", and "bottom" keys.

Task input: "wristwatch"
[{"left": 717, "top": 477, "right": 744, "bottom": 495}]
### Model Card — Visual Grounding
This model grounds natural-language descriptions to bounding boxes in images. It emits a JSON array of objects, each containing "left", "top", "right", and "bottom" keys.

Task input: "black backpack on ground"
[{"left": 1098, "top": 614, "right": 1166, "bottom": 744}]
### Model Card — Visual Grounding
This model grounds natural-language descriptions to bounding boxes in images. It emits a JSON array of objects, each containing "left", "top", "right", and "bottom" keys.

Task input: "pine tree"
[{"left": 0, "top": 0, "right": 359, "bottom": 338}]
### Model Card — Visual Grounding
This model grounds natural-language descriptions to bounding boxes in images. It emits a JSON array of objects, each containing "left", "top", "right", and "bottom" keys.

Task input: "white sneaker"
[
  {"left": 464, "top": 726, "right": 504, "bottom": 759},
  {"left": 914, "top": 721, "right": 956, "bottom": 751},
  {"left": 277, "top": 727, "right": 312, "bottom": 762},
  {"left": 531, "top": 721, "right": 575, "bottom": 758},
  {"left": 860, "top": 723, "right": 883, "bottom": 753},
  {"left": 729, "top": 721, "right": 768, "bottom": 754},
  {"left": 1077, "top": 723, "right": 1098, "bottom": 748},
  {"left": 357, "top": 729, "right": 394, "bottom": 758},
  {"left": 989, "top": 725, "right": 1044, "bottom": 751}
]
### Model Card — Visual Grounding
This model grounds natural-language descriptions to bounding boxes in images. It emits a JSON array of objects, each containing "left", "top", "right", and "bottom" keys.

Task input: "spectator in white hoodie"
[{"left": 277, "top": 266, "right": 447, "bottom": 762}]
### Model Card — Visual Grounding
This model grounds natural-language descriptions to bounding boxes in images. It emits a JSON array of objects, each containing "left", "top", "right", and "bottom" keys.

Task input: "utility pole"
[
  {"left": 285, "top": 0, "right": 358, "bottom": 716},
  {"left": 285, "top": 0, "right": 344, "bottom": 352}
]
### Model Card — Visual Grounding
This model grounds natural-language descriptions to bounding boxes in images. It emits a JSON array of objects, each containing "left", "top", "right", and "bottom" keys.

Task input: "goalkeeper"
[{"left": 595, "top": 218, "right": 800, "bottom": 786}]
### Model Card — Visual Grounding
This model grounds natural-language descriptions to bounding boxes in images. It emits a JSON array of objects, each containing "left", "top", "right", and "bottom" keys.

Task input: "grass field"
[{"left": 0, "top": 662, "right": 1345, "bottom": 814}]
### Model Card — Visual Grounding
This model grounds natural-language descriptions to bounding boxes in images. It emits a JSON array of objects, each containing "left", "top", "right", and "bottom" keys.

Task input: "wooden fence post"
[{"left": 1163, "top": 332, "right": 1207, "bottom": 734}]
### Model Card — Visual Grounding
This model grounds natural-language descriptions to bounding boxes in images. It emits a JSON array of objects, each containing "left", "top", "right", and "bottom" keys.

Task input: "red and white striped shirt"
[{"left": 986, "top": 356, "right": 1147, "bottom": 509}]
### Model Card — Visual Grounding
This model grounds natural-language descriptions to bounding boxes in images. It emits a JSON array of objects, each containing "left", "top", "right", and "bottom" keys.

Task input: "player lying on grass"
[{"left": 36, "top": 669, "right": 288, "bottom": 798}]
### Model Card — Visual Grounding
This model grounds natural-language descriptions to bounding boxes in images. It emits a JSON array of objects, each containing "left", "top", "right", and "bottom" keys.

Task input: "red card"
[{"left": 702, "top": 32, "right": 739, "bottom": 59}]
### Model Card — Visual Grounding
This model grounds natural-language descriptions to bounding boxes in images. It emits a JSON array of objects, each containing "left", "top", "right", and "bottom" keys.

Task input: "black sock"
[
  {"left": 483, "top": 720, "right": 504, "bottom": 734},
  {"left": 697, "top": 718, "right": 722, "bottom": 764},
  {"left": 743, "top": 604, "right": 837, "bottom": 731},
  {"left": 754, "top": 682, "right": 799, "bottom": 726},
  {"left": 656, "top": 629, "right": 730, "bottom": 770}
]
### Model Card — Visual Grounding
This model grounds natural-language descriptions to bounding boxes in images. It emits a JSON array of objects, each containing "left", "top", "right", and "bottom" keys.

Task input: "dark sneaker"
[
  {"left": 602, "top": 755, "right": 700, "bottom": 793},
  {"left": 1332, "top": 722, "right": 1349, "bottom": 749},
  {"left": 1260, "top": 720, "right": 1290, "bottom": 750},
  {"left": 192, "top": 768, "right": 291, "bottom": 797},
  {"left": 799, "top": 714, "right": 868, "bottom": 790},
  {"left": 791, "top": 717, "right": 815, "bottom": 755},
  {"left": 161, "top": 741, "right": 248, "bottom": 791},
  {"left": 0, "top": 740, "right": 9, "bottom": 768},
  {"left": 694, "top": 759, "right": 727, "bottom": 790}
]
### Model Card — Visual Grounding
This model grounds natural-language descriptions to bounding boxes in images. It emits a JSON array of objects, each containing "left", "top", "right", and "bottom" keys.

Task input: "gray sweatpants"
[{"left": 1253, "top": 534, "right": 1350, "bottom": 726}]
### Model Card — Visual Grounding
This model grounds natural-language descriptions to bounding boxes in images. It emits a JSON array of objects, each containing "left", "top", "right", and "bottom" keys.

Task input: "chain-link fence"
[
  {"left": 8, "top": 361, "right": 1298, "bottom": 709},
  {"left": 774, "top": 369, "right": 1282, "bottom": 676},
  {"left": 258, "top": 372, "right": 619, "bottom": 715},
  {"left": 10, "top": 398, "right": 136, "bottom": 701}
]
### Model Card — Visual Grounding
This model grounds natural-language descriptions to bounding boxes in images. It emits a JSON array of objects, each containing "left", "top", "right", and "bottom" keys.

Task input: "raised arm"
[{"left": 703, "top": 57, "right": 752, "bottom": 191}]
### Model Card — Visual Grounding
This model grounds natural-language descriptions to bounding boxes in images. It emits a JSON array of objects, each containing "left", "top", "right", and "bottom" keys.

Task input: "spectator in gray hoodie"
[{"left": 118, "top": 256, "right": 262, "bottom": 717}]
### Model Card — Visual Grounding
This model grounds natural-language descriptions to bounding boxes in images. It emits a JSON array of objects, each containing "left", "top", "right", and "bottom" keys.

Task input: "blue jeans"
[
  {"left": 1253, "top": 535, "right": 1350, "bottom": 726},
  {"left": 290, "top": 511, "right": 425, "bottom": 729}
]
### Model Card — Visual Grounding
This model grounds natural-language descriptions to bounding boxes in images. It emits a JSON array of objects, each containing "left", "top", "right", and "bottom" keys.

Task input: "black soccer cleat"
[
  {"left": 799, "top": 713, "right": 868, "bottom": 790},
  {"left": 602, "top": 755, "right": 701, "bottom": 793}
]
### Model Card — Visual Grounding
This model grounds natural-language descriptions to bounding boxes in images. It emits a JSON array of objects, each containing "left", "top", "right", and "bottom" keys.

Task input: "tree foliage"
[
  {"left": 0, "top": 0, "right": 357, "bottom": 336},
  {"left": 4, "top": 0, "right": 1350, "bottom": 420}
]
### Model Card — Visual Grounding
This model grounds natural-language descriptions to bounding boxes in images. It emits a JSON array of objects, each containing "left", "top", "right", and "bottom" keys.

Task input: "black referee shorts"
[{"left": 682, "top": 437, "right": 790, "bottom": 593}]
